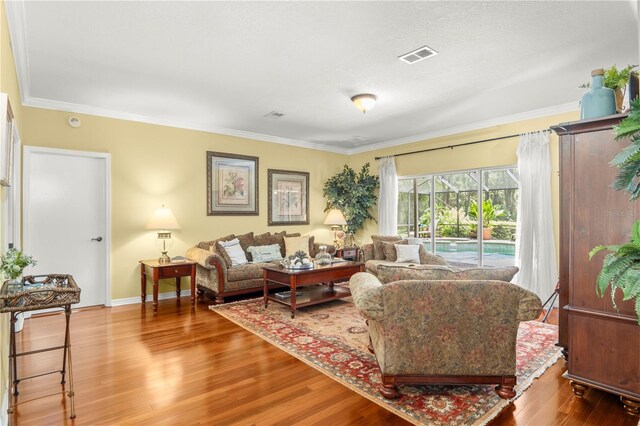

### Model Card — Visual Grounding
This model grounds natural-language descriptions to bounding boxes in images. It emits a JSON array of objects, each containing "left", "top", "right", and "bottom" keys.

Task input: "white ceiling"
[{"left": 6, "top": 1, "right": 639, "bottom": 154}]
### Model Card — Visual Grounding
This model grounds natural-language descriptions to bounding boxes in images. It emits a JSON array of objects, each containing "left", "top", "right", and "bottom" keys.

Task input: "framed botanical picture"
[
  {"left": 207, "top": 151, "right": 259, "bottom": 215},
  {"left": 0, "top": 94, "right": 14, "bottom": 187},
  {"left": 268, "top": 169, "right": 309, "bottom": 225}
]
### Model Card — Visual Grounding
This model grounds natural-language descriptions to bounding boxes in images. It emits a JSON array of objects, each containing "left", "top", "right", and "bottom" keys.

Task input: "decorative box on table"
[{"left": 0, "top": 274, "right": 81, "bottom": 312}]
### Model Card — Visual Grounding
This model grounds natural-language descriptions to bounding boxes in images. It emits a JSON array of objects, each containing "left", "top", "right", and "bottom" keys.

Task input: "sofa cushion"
[
  {"left": 226, "top": 262, "right": 272, "bottom": 282},
  {"left": 247, "top": 244, "right": 283, "bottom": 262},
  {"left": 371, "top": 235, "right": 402, "bottom": 260},
  {"left": 253, "top": 232, "right": 272, "bottom": 247},
  {"left": 365, "top": 260, "right": 420, "bottom": 275},
  {"left": 376, "top": 263, "right": 519, "bottom": 284},
  {"left": 236, "top": 232, "right": 255, "bottom": 261},
  {"left": 218, "top": 238, "right": 249, "bottom": 267},
  {"left": 204, "top": 234, "right": 236, "bottom": 267}
]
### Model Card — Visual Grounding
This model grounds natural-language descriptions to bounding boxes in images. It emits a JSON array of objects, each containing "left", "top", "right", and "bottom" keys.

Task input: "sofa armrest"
[
  {"left": 362, "top": 243, "right": 374, "bottom": 262},
  {"left": 186, "top": 246, "right": 226, "bottom": 270},
  {"left": 349, "top": 272, "right": 384, "bottom": 321},
  {"left": 517, "top": 289, "right": 543, "bottom": 321}
]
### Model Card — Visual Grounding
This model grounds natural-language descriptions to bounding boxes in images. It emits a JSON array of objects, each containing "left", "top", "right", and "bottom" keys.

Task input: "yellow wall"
[
  {"left": 348, "top": 111, "right": 580, "bottom": 259},
  {"left": 21, "top": 107, "right": 348, "bottom": 299},
  {"left": 0, "top": 0, "right": 23, "bottom": 418}
]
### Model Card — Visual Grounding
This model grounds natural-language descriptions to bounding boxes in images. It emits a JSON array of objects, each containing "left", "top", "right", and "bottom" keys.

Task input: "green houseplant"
[
  {"left": 589, "top": 97, "right": 640, "bottom": 324},
  {"left": 323, "top": 163, "right": 379, "bottom": 238},
  {"left": 1, "top": 247, "right": 37, "bottom": 282},
  {"left": 580, "top": 64, "right": 638, "bottom": 113},
  {"left": 467, "top": 199, "right": 505, "bottom": 240}
]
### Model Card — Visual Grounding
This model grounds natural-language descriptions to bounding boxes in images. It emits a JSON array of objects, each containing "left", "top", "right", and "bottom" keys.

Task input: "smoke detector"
[{"left": 398, "top": 45, "right": 438, "bottom": 64}]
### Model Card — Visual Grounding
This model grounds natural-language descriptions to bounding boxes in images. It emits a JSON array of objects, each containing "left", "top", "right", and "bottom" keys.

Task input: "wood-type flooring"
[{"left": 6, "top": 297, "right": 639, "bottom": 425}]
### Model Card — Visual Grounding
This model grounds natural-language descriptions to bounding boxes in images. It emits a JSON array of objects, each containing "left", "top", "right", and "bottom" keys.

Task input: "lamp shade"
[
  {"left": 145, "top": 206, "right": 181, "bottom": 230},
  {"left": 323, "top": 209, "right": 347, "bottom": 226}
]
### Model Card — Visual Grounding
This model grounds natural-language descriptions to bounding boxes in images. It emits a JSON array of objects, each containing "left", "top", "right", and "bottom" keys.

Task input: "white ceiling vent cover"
[
  {"left": 264, "top": 111, "right": 285, "bottom": 119},
  {"left": 398, "top": 45, "right": 438, "bottom": 64}
]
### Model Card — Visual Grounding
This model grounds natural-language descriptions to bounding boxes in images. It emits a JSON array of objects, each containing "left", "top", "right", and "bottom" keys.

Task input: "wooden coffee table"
[{"left": 263, "top": 261, "right": 364, "bottom": 318}]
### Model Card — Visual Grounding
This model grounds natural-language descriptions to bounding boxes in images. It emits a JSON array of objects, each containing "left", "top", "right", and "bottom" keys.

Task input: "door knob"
[{"left": 91, "top": 236, "right": 103, "bottom": 242}]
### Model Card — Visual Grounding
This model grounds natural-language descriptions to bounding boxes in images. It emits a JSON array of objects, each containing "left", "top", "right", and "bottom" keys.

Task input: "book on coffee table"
[{"left": 274, "top": 290, "right": 303, "bottom": 300}]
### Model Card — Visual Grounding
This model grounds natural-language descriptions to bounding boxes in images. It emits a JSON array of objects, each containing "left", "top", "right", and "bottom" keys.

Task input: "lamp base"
[{"left": 158, "top": 252, "right": 171, "bottom": 264}]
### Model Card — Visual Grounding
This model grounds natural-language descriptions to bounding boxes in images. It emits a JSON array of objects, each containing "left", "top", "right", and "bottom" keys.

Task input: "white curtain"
[
  {"left": 378, "top": 156, "right": 398, "bottom": 235},
  {"left": 515, "top": 131, "right": 558, "bottom": 301}
]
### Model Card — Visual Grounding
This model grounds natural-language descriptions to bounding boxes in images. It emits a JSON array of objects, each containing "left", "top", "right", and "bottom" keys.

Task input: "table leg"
[
  {"left": 290, "top": 276, "right": 296, "bottom": 319},
  {"left": 64, "top": 305, "right": 76, "bottom": 419},
  {"left": 153, "top": 278, "right": 159, "bottom": 312},
  {"left": 190, "top": 264, "right": 196, "bottom": 308},
  {"left": 263, "top": 269, "right": 269, "bottom": 308},
  {"left": 176, "top": 277, "right": 181, "bottom": 301},
  {"left": 140, "top": 264, "right": 146, "bottom": 304},
  {"left": 8, "top": 312, "right": 16, "bottom": 414}
]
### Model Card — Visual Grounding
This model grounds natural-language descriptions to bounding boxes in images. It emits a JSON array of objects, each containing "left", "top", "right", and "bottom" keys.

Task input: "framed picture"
[
  {"left": 0, "top": 94, "right": 14, "bottom": 187},
  {"left": 207, "top": 151, "right": 259, "bottom": 215},
  {"left": 268, "top": 169, "right": 309, "bottom": 225}
]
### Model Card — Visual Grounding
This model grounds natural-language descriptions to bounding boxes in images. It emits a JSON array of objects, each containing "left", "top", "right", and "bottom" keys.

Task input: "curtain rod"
[{"left": 374, "top": 128, "right": 552, "bottom": 160}]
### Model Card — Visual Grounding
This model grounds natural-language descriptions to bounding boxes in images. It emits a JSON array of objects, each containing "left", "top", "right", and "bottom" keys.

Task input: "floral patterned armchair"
[{"left": 349, "top": 272, "right": 542, "bottom": 399}]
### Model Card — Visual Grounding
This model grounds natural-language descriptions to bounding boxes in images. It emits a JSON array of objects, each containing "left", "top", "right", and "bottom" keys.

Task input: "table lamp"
[
  {"left": 323, "top": 209, "right": 347, "bottom": 248},
  {"left": 145, "top": 205, "right": 181, "bottom": 263}
]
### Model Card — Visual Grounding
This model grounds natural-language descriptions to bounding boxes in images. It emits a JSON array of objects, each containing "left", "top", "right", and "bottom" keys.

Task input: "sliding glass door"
[{"left": 398, "top": 166, "right": 518, "bottom": 268}]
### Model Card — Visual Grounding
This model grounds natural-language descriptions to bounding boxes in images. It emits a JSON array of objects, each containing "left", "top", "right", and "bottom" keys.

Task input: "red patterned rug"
[{"left": 210, "top": 297, "right": 561, "bottom": 425}]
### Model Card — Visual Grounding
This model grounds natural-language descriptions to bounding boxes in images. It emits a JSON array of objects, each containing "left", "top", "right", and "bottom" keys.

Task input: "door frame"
[{"left": 23, "top": 146, "right": 112, "bottom": 307}]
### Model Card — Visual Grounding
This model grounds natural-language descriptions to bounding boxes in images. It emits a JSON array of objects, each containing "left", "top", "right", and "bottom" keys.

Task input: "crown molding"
[
  {"left": 345, "top": 102, "right": 580, "bottom": 155},
  {"left": 23, "top": 96, "right": 349, "bottom": 154},
  {"left": 5, "top": 1, "right": 580, "bottom": 157}
]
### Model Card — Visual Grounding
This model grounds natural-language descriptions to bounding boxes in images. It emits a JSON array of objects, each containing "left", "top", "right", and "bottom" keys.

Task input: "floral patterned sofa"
[
  {"left": 349, "top": 269, "right": 542, "bottom": 399},
  {"left": 186, "top": 231, "right": 334, "bottom": 304},
  {"left": 361, "top": 235, "right": 450, "bottom": 276}
]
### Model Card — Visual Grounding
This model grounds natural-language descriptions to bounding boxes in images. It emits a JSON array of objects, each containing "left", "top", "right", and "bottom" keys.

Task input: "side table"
[
  {"left": 335, "top": 247, "right": 359, "bottom": 261},
  {"left": 139, "top": 259, "right": 197, "bottom": 312},
  {"left": 0, "top": 274, "right": 81, "bottom": 420}
]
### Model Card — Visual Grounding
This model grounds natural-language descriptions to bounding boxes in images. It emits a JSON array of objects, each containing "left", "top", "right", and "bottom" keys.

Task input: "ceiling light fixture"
[{"left": 351, "top": 94, "right": 377, "bottom": 114}]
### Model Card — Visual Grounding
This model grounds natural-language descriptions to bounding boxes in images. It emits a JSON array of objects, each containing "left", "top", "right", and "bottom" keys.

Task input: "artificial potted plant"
[
  {"left": 1, "top": 247, "right": 37, "bottom": 332},
  {"left": 468, "top": 199, "right": 505, "bottom": 240},
  {"left": 580, "top": 64, "right": 638, "bottom": 113},
  {"left": 589, "top": 97, "right": 640, "bottom": 324},
  {"left": 323, "top": 163, "right": 379, "bottom": 241}
]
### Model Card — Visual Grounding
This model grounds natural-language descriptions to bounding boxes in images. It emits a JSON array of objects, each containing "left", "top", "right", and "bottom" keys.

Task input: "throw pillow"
[
  {"left": 201, "top": 234, "right": 235, "bottom": 252},
  {"left": 247, "top": 244, "right": 283, "bottom": 263},
  {"left": 253, "top": 232, "right": 272, "bottom": 246},
  {"left": 371, "top": 235, "right": 402, "bottom": 260},
  {"left": 284, "top": 235, "right": 311, "bottom": 257},
  {"left": 267, "top": 231, "right": 287, "bottom": 257},
  {"left": 395, "top": 243, "right": 421, "bottom": 263},
  {"left": 218, "top": 238, "right": 248, "bottom": 267},
  {"left": 207, "top": 234, "right": 236, "bottom": 268},
  {"left": 235, "top": 232, "right": 255, "bottom": 261}
]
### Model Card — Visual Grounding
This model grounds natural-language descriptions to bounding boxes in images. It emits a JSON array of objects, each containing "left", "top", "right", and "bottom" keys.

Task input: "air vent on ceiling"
[
  {"left": 398, "top": 45, "right": 438, "bottom": 64},
  {"left": 264, "top": 111, "right": 285, "bottom": 119}
]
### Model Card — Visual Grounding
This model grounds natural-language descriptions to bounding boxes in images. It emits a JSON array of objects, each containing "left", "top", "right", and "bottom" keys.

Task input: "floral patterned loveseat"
[
  {"left": 186, "top": 231, "right": 334, "bottom": 304},
  {"left": 349, "top": 269, "right": 542, "bottom": 399}
]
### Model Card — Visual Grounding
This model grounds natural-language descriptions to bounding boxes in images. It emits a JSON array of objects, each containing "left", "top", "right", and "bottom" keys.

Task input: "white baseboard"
[{"left": 111, "top": 290, "right": 192, "bottom": 307}]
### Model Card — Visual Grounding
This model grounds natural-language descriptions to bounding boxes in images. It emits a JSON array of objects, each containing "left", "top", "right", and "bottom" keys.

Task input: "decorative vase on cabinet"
[{"left": 580, "top": 69, "right": 616, "bottom": 119}]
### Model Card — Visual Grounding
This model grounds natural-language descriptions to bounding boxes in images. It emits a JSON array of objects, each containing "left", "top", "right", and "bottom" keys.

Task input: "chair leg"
[
  {"left": 495, "top": 376, "right": 516, "bottom": 399},
  {"left": 380, "top": 383, "right": 399, "bottom": 399}
]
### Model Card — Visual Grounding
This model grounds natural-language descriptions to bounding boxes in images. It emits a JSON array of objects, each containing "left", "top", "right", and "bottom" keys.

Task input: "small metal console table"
[{"left": 0, "top": 274, "right": 81, "bottom": 420}]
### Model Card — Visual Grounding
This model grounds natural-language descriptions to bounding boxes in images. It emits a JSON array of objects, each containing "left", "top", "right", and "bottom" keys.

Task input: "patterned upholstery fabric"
[
  {"left": 376, "top": 264, "right": 519, "bottom": 284},
  {"left": 235, "top": 232, "right": 255, "bottom": 261},
  {"left": 365, "top": 260, "right": 419, "bottom": 275},
  {"left": 253, "top": 232, "right": 272, "bottom": 246},
  {"left": 371, "top": 235, "right": 402, "bottom": 260},
  {"left": 349, "top": 272, "right": 542, "bottom": 376},
  {"left": 187, "top": 233, "right": 334, "bottom": 303},
  {"left": 362, "top": 244, "right": 375, "bottom": 262}
]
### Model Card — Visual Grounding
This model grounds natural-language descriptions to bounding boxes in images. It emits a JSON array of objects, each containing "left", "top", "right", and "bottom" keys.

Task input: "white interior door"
[{"left": 23, "top": 147, "right": 110, "bottom": 308}]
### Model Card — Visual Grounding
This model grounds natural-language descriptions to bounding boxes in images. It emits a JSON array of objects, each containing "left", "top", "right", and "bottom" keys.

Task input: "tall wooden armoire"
[{"left": 552, "top": 114, "right": 640, "bottom": 415}]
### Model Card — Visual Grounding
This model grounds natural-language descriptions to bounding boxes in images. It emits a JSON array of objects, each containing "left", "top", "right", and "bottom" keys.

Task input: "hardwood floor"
[{"left": 7, "top": 299, "right": 639, "bottom": 425}]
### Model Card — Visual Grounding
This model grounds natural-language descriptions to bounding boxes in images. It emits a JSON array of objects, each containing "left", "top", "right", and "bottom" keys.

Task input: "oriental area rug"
[{"left": 210, "top": 297, "right": 562, "bottom": 425}]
